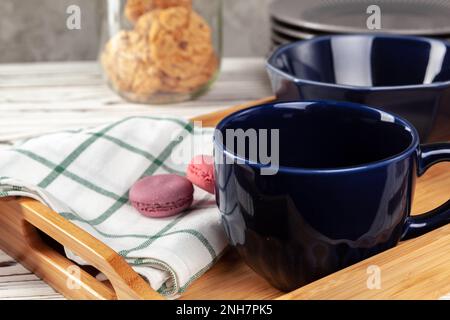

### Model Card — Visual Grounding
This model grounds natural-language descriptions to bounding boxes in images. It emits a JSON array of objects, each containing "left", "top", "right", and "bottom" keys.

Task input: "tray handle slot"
[{"left": 0, "top": 197, "right": 161, "bottom": 300}]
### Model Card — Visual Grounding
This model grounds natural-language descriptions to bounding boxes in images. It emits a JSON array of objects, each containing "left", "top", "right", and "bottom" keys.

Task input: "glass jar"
[{"left": 100, "top": 0, "right": 222, "bottom": 104}]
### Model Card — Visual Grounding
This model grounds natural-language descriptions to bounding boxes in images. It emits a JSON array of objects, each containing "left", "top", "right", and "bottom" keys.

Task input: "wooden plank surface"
[
  {"left": 0, "top": 251, "right": 64, "bottom": 300},
  {"left": 0, "top": 59, "right": 271, "bottom": 143}
]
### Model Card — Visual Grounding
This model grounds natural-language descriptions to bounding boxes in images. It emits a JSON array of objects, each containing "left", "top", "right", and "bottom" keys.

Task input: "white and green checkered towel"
[{"left": 0, "top": 116, "right": 228, "bottom": 298}]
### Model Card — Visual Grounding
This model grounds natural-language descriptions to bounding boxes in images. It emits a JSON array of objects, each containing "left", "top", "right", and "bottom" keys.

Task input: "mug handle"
[{"left": 402, "top": 143, "right": 450, "bottom": 240}]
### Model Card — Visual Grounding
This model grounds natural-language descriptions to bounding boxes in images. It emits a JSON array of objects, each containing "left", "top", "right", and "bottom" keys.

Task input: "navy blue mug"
[{"left": 214, "top": 101, "right": 450, "bottom": 291}]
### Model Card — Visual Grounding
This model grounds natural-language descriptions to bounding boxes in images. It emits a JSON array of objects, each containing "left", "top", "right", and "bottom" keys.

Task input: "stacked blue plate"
[{"left": 270, "top": 0, "right": 450, "bottom": 47}]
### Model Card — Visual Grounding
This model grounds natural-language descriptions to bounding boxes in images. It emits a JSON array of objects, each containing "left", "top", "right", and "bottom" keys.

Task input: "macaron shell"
[
  {"left": 131, "top": 195, "right": 193, "bottom": 218},
  {"left": 186, "top": 155, "right": 215, "bottom": 194},
  {"left": 129, "top": 174, "right": 194, "bottom": 218}
]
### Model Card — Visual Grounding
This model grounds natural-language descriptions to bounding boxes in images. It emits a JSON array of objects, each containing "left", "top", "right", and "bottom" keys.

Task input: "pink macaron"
[
  {"left": 186, "top": 155, "right": 215, "bottom": 194},
  {"left": 129, "top": 174, "right": 194, "bottom": 218}
]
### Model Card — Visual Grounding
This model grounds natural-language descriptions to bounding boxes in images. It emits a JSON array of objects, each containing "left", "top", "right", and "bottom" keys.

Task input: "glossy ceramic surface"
[
  {"left": 271, "top": 22, "right": 315, "bottom": 41},
  {"left": 214, "top": 101, "right": 450, "bottom": 291},
  {"left": 269, "top": 0, "right": 450, "bottom": 36},
  {"left": 267, "top": 34, "right": 450, "bottom": 142}
]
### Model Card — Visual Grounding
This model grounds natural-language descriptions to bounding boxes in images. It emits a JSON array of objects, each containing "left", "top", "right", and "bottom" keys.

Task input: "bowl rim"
[
  {"left": 214, "top": 101, "right": 420, "bottom": 175},
  {"left": 267, "top": 34, "right": 450, "bottom": 91}
]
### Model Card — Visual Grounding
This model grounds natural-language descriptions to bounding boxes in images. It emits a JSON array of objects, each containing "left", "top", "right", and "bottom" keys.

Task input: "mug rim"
[
  {"left": 267, "top": 34, "right": 450, "bottom": 91},
  {"left": 214, "top": 101, "right": 420, "bottom": 174}
]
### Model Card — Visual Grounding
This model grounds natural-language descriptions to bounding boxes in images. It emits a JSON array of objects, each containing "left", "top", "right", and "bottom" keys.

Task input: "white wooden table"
[{"left": 0, "top": 58, "right": 272, "bottom": 299}]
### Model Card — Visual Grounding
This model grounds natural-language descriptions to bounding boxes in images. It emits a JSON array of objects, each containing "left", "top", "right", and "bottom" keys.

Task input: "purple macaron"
[{"left": 129, "top": 174, "right": 194, "bottom": 218}]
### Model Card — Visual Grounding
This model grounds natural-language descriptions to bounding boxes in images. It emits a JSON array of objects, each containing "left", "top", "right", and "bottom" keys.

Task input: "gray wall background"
[{"left": 0, "top": 0, "right": 272, "bottom": 62}]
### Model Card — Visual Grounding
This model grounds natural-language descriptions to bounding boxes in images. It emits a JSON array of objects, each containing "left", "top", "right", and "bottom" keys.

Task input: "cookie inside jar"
[{"left": 101, "top": 0, "right": 221, "bottom": 104}]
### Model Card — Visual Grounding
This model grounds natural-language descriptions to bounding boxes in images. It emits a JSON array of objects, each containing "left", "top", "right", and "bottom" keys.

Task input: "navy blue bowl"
[{"left": 267, "top": 34, "right": 450, "bottom": 142}]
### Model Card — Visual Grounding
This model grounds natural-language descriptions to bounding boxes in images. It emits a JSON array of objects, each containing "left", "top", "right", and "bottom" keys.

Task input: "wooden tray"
[{"left": 0, "top": 97, "right": 449, "bottom": 300}]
